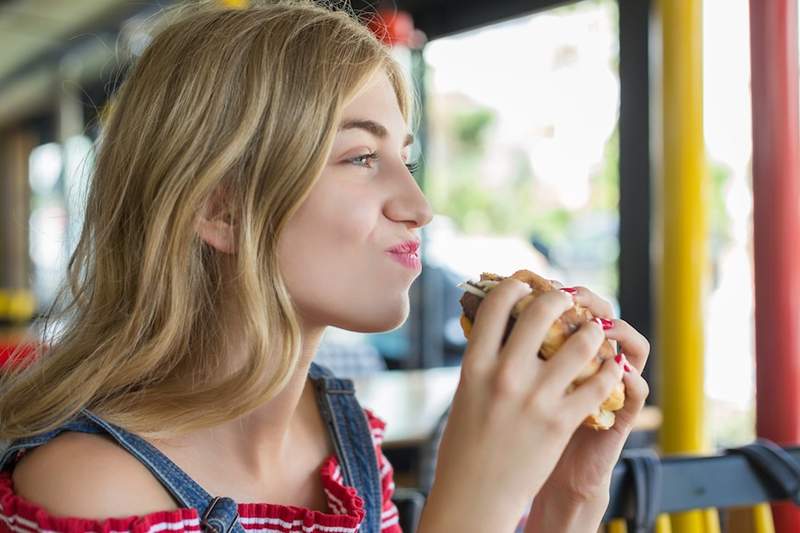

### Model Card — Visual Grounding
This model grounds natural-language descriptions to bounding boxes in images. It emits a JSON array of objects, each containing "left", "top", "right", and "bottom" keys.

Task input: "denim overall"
[{"left": 0, "top": 363, "right": 383, "bottom": 533}]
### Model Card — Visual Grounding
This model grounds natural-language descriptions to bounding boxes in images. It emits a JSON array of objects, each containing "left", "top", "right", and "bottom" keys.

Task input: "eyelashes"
[
  {"left": 349, "top": 151, "right": 420, "bottom": 176},
  {"left": 404, "top": 160, "right": 420, "bottom": 175}
]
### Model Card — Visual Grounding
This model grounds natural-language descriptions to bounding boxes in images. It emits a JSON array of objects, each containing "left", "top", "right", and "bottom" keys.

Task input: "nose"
[{"left": 384, "top": 166, "right": 434, "bottom": 229}]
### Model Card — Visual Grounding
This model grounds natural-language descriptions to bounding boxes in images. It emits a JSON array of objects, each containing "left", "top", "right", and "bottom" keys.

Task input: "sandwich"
[{"left": 458, "top": 269, "right": 625, "bottom": 430}]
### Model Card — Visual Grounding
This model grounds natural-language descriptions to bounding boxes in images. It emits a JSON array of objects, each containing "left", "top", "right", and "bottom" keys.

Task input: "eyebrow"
[{"left": 339, "top": 119, "right": 414, "bottom": 147}]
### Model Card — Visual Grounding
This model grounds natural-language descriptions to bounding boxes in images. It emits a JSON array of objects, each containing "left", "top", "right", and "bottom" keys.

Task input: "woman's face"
[{"left": 278, "top": 70, "right": 433, "bottom": 333}]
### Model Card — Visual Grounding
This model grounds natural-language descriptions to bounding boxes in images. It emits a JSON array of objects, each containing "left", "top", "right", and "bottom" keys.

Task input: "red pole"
[{"left": 750, "top": 0, "right": 800, "bottom": 530}]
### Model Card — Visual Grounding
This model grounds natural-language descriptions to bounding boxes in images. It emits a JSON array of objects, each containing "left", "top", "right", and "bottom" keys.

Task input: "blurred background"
[{"left": 0, "top": 0, "right": 799, "bottom": 530}]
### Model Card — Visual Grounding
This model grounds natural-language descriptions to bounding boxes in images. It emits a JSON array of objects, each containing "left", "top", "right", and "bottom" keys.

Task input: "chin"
[{"left": 332, "top": 300, "right": 410, "bottom": 333}]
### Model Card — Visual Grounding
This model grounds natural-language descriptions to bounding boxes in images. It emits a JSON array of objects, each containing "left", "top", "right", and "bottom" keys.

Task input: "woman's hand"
[
  {"left": 526, "top": 286, "right": 651, "bottom": 533},
  {"left": 418, "top": 278, "right": 626, "bottom": 533}
]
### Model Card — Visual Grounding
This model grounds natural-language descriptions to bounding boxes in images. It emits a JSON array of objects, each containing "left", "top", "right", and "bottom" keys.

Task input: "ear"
[{"left": 196, "top": 188, "right": 236, "bottom": 254}]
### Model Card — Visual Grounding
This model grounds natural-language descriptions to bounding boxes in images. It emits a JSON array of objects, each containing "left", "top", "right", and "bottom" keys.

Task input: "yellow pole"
[
  {"left": 752, "top": 503, "right": 776, "bottom": 533},
  {"left": 657, "top": 514, "right": 674, "bottom": 533},
  {"left": 702, "top": 509, "right": 720, "bottom": 533},
  {"left": 607, "top": 519, "right": 627, "bottom": 533},
  {"left": 604, "top": 513, "right": 673, "bottom": 532},
  {"left": 656, "top": 0, "right": 711, "bottom": 531}
]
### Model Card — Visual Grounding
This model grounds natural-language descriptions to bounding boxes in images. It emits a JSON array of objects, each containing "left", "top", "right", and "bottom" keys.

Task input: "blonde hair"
[{"left": 0, "top": 0, "right": 413, "bottom": 440}]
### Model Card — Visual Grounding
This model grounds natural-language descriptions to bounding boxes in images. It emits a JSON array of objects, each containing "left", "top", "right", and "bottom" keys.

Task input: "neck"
[{"left": 156, "top": 322, "right": 328, "bottom": 478}]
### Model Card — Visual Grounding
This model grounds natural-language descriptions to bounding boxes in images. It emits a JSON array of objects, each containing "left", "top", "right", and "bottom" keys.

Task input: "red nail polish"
[
  {"left": 624, "top": 364, "right": 632, "bottom": 373},
  {"left": 599, "top": 318, "right": 614, "bottom": 330},
  {"left": 560, "top": 287, "right": 577, "bottom": 294},
  {"left": 615, "top": 354, "right": 623, "bottom": 364}
]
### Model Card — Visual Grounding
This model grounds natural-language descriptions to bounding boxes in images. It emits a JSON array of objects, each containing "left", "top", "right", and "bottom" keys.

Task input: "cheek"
[
  {"left": 277, "top": 187, "right": 411, "bottom": 332},
  {"left": 286, "top": 186, "right": 374, "bottom": 273}
]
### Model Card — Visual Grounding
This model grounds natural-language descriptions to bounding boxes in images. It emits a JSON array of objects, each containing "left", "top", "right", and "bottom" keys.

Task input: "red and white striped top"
[{"left": 0, "top": 410, "right": 402, "bottom": 533}]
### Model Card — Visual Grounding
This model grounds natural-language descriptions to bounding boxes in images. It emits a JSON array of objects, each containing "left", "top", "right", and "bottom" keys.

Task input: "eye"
[
  {"left": 349, "top": 151, "right": 379, "bottom": 168},
  {"left": 347, "top": 151, "right": 420, "bottom": 175}
]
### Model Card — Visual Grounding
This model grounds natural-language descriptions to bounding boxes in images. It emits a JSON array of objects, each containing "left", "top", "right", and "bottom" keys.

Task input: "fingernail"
[
  {"left": 622, "top": 353, "right": 633, "bottom": 373},
  {"left": 560, "top": 287, "right": 577, "bottom": 294},
  {"left": 599, "top": 318, "right": 614, "bottom": 330},
  {"left": 614, "top": 354, "right": 623, "bottom": 364},
  {"left": 592, "top": 317, "right": 605, "bottom": 328}
]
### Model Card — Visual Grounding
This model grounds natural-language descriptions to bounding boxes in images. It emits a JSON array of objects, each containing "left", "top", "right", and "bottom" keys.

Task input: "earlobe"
[
  {"left": 196, "top": 215, "right": 236, "bottom": 254},
  {"left": 196, "top": 187, "right": 236, "bottom": 254}
]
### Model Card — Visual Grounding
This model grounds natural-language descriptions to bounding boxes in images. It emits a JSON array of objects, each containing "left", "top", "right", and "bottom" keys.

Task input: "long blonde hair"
[{"left": 0, "top": 0, "right": 413, "bottom": 440}]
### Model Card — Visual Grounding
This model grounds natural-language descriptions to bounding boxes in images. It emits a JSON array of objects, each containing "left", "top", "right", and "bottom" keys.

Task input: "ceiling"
[
  {"left": 353, "top": 0, "right": 574, "bottom": 40},
  {"left": 0, "top": 0, "right": 576, "bottom": 85},
  {"left": 0, "top": 0, "right": 577, "bottom": 128},
  {"left": 0, "top": 0, "right": 166, "bottom": 127},
  {"left": 0, "top": 0, "right": 146, "bottom": 87}
]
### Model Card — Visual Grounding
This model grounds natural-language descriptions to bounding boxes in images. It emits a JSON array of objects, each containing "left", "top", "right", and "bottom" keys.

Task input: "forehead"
[{"left": 341, "top": 71, "right": 402, "bottom": 122}]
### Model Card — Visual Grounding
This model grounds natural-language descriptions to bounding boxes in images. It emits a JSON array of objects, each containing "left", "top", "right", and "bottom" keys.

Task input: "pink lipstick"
[{"left": 386, "top": 240, "right": 422, "bottom": 270}]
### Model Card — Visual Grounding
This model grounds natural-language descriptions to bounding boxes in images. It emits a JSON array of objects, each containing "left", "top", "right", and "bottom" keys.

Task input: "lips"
[
  {"left": 386, "top": 240, "right": 422, "bottom": 270},
  {"left": 387, "top": 240, "right": 420, "bottom": 254}
]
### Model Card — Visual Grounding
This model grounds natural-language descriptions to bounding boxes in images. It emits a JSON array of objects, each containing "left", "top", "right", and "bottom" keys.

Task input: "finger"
[
  {"left": 566, "top": 286, "right": 618, "bottom": 351},
  {"left": 610, "top": 362, "right": 650, "bottom": 430},
  {"left": 539, "top": 319, "right": 608, "bottom": 393},
  {"left": 569, "top": 286, "right": 615, "bottom": 321},
  {"left": 603, "top": 319, "right": 650, "bottom": 371},
  {"left": 462, "top": 278, "right": 533, "bottom": 370},
  {"left": 622, "top": 364, "right": 649, "bottom": 409},
  {"left": 499, "top": 289, "right": 575, "bottom": 375},
  {"left": 564, "top": 357, "right": 624, "bottom": 422}
]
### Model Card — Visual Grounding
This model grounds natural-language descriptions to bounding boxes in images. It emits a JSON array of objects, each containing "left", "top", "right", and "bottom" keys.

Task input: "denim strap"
[
  {"left": 1, "top": 410, "right": 244, "bottom": 533},
  {"left": 309, "top": 362, "right": 383, "bottom": 533},
  {"left": 1, "top": 417, "right": 102, "bottom": 472}
]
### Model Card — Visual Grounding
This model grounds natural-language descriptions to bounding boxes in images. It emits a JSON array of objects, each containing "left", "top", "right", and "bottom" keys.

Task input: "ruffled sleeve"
[{"left": 0, "top": 472, "right": 201, "bottom": 533}]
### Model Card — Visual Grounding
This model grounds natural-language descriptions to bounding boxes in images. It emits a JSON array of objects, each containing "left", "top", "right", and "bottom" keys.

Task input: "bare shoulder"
[{"left": 12, "top": 431, "right": 180, "bottom": 520}]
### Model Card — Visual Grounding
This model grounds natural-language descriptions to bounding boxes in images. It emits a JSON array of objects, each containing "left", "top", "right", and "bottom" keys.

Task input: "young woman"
[{"left": 0, "top": 2, "right": 650, "bottom": 532}]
